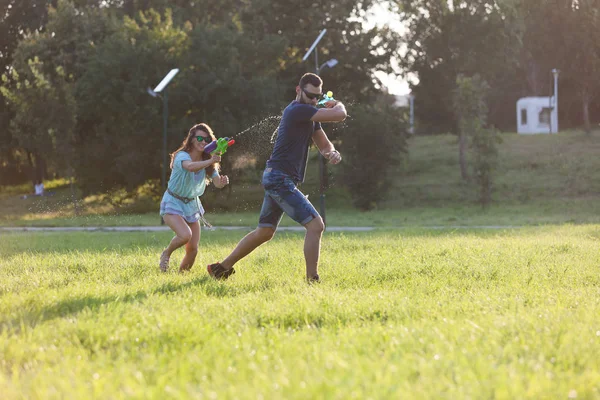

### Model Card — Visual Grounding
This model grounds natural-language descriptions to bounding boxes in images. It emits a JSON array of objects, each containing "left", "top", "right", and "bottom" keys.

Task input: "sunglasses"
[
  {"left": 302, "top": 88, "right": 323, "bottom": 100},
  {"left": 195, "top": 135, "right": 212, "bottom": 143}
]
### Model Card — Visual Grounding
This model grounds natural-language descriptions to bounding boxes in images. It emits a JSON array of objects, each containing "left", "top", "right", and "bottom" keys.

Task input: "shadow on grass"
[{"left": 0, "top": 275, "right": 240, "bottom": 333}]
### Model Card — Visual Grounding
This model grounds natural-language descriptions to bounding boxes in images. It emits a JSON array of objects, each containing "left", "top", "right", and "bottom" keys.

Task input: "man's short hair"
[{"left": 299, "top": 73, "right": 322, "bottom": 89}]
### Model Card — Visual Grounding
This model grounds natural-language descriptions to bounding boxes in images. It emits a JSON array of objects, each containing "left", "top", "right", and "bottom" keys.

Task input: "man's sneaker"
[
  {"left": 159, "top": 251, "right": 170, "bottom": 272},
  {"left": 307, "top": 274, "right": 320, "bottom": 284},
  {"left": 207, "top": 262, "right": 235, "bottom": 280}
]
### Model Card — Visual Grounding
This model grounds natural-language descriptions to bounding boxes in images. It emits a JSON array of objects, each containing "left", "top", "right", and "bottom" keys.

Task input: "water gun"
[
  {"left": 317, "top": 91, "right": 335, "bottom": 108},
  {"left": 204, "top": 137, "right": 235, "bottom": 155}
]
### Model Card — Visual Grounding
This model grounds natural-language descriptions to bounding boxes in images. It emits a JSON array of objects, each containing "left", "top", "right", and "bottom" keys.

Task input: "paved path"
[
  {"left": 0, "top": 226, "right": 375, "bottom": 232},
  {"left": 0, "top": 225, "right": 521, "bottom": 233}
]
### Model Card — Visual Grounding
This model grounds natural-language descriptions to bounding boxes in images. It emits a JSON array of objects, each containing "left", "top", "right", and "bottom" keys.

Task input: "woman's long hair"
[{"left": 170, "top": 123, "right": 220, "bottom": 184}]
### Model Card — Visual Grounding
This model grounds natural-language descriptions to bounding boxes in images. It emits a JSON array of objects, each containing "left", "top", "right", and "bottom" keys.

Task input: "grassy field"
[
  {"left": 1, "top": 130, "right": 600, "bottom": 228},
  {"left": 1, "top": 226, "right": 599, "bottom": 398},
  {"left": 2, "top": 198, "right": 600, "bottom": 228}
]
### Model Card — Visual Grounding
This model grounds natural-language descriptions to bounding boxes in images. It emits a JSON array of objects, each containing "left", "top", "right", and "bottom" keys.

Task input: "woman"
[{"left": 159, "top": 123, "right": 229, "bottom": 272}]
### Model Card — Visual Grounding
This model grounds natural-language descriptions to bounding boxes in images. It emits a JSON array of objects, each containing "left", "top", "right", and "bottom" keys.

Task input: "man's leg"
[
  {"left": 220, "top": 227, "right": 275, "bottom": 270},
  {"left": 304, "top": 216, "right": 325, "bottom": 280},
  {"left": 209, "top": 191, "right": 282, "bottom": 277}
]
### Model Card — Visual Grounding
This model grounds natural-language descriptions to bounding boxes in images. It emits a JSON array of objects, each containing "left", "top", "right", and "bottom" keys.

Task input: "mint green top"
[{"left": 168, "top": 151, "right": 218, "bottom": 198}]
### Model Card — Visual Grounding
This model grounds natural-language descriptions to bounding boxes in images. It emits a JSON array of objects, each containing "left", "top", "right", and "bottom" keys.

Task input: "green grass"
[
  {"left": 2, "top": 198, "right": 600, "bottom": 228},
  {"left": 2, "top": 130, "right": 600, "bottom": 227},
  {"left": 1, "top": 227, "right": 600, "bottom": 398}
]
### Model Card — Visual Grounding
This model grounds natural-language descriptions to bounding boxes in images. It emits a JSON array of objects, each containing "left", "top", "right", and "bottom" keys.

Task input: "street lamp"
[
  {"left": 148, "top": 68, "right": 179, "bottom": 224},
  {"left": 318, "top": 58, "right": 338, "bottom": 74},
  {"left": 302, "top": 29, "right": 338, "bottom": 228}
]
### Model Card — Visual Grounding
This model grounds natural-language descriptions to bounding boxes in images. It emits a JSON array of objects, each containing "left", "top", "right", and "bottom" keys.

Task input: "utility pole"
[
  {"left": 551, "top": 69, "right": 560, "bottom": 133},
  {"left": 302, "top": 29, "right": 338, "bottom": 228}
]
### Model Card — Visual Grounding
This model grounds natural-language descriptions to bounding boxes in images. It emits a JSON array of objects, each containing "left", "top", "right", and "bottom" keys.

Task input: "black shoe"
[
  {"left": 207, "top": 262, "right": 235, "bottom": 280},
  {"left": 307, "top": 274, "right": 320, "bottom": 284}
]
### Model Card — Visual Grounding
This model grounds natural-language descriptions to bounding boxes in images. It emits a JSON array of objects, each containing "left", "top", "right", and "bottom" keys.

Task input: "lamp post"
[
  {"left": 148, "top": 68, "right": 179, "bottom": 224},
  {"left": 302, "top": 29, "right": 338, "bottom": 228},
  {"left": 409, "top": 94, "right": 415, "bottom": 134},
  {"left": 551, "top": 69, "right": 560, "bottom": 133}
]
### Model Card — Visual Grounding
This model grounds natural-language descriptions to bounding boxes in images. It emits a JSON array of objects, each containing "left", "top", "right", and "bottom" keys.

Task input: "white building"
[{"left": 516, "top": 96, "right": 558, "bottom": 134}]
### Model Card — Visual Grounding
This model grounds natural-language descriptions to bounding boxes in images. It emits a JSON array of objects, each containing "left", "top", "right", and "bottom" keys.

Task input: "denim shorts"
[
  {"left": 159, "top": 191, "right": 205, "bottom": 224},
  {"left": 258, "top": 168, "right": 319, "bottom": 228}
]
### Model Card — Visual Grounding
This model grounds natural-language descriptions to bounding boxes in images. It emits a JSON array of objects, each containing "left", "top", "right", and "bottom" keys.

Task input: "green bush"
[{"left": 339, "top": 98, "right": 407, "bottom": 210}]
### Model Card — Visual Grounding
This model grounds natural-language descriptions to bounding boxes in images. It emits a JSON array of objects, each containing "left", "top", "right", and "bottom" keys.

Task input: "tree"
[
  {"left": 396, "top": 0, "right": 515, "bottom": 132},
  {"left": 561, "top": 0, "right": 600, "bottom": 132},
  {"left": 453, "top": 74, "right": 499, "bottom": 207},
  {"left": 238, "top": 0, "right": 402, "bottom": 107},
  {"left": 1, "top": 0, "right": 115, "bottom": 183},
  {"left": 1, "top": 59, "right": 77, "bottom": 184},
  {"left": 74, "top": 8, "right": 187, "bottom": 194},
  {"left": 339, "top": 95, "right": 407, "bottom": 210}
]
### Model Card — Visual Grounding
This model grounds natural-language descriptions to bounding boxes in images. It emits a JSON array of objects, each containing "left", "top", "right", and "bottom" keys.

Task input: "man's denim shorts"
[{"left": 258, "top": 168, "right": 319, "bottom": 229}]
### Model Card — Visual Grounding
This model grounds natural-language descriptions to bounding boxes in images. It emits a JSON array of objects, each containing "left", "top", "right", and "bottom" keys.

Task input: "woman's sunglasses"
[
  {"left": 302, "top": 88, "right": 322, "bottom": 100},
  {"left": 195, "top": 136, "right": 213, "bottom": 143}
]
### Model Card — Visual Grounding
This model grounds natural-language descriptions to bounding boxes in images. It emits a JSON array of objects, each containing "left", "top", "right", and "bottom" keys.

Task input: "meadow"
[
  {"left": 2, "top": 130, "right": 600, "bottom": 229},
  {"left": 1, "top": 226, "right": 599, "bottom": 398}
]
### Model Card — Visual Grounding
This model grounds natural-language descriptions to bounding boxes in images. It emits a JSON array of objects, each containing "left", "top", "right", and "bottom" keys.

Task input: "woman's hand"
[
  {"left": 210, "top": 154, "right": 222, "bottom": 164},
  {"left": 215, "top": 175, "right": 229, "bottom": 188}
]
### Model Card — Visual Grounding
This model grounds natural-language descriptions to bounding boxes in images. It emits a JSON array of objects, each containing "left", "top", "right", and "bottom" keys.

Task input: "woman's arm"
[{"left": 181, "top": 154, "right": 221, "bottom": 173}]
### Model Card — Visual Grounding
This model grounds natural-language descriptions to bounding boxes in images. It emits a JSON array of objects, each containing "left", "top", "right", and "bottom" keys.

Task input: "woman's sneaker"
[
  {"left": 159, "top": 251, "right": 170, "bottom": 272},
  {"left": 207, "top": 262, "right": 235, "bottom": 280}
]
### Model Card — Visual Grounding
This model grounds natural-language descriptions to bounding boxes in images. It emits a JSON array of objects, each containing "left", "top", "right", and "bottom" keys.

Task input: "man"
[{"left": 207, "top": 73, "right": 346, "bottom": 282}]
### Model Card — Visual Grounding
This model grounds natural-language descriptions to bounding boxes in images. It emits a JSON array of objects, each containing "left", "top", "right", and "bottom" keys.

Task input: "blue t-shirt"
[
  {"left": 168, "top": 151, "right": 218, "bottom": 198},
  {"left": 266, "top": 101, "right": 322, "bottom": 183}
]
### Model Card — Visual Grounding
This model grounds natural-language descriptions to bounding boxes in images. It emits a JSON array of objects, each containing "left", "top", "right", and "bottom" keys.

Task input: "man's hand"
[{"left": 324, "top": 150, "right": 342, "bottom": 164}]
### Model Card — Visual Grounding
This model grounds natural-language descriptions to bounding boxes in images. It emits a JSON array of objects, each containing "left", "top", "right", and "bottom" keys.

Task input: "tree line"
[
  {"left": 0, "top": 0, "right": 406, "bottom": 210},
  {"left": 1, "top": 0, "right": 597, "bottom": 209},
  {"left": 396, "top": 0, "right": 600, "bottom": 134}
]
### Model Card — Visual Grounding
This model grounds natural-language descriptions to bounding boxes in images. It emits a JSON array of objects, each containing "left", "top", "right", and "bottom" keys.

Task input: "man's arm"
[
  {"left": 310, "top": 101, "right": 347, "bottom": 123},
  {"left": 312, "top": 129, "right": 342, "bottom": 164}
]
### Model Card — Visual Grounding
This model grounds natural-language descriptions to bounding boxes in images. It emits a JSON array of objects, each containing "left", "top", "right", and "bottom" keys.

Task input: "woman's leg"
[
  {"left": 160, "top": 214, "right": 193, "bottom": 271},
  {"left": 179, "top": 220, "right": 200, "bottom": 272}
]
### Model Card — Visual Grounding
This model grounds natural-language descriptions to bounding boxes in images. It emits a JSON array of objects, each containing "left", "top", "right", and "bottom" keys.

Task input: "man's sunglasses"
[
  {"left": 195, "top": 136, "right": 213, "bottom": 143},
  {"left": 302, "top": 88, "right": 323, "bottom": 100}
]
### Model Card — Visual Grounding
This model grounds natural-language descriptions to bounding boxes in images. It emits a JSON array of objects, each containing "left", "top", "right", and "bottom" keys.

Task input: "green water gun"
[
  {"left": 317, "top": 91, "right": 335, "bottom": 108},
  {"left": 204, "top": 137, "right": 235, "bottom": 155}
]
